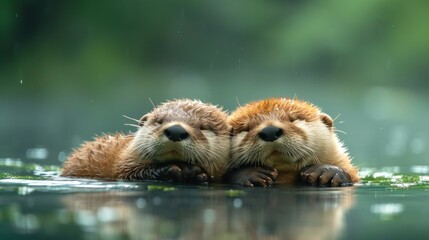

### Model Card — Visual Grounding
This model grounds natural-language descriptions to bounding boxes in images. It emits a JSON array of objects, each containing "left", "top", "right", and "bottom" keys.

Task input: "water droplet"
[
  {"left": 26, "top": 148, "right": 49, "bottom": 160},
  {"left": 75, "top": 210, "right": 97, "bottom": 226},
  {"left": 97, "top": 207, "right": 119, "bottom": 222},
  {"left": 136, "top": 198, "right": 147, "bottom": 208},
  {"left": 233, "top": 198, "right": 243, "bottom": 208},
  {"left": 370, "top": 203, "right": 404, "bottom": 219},
  {"left": 58, "top": 151, "right": 67, "bottom": 162},
  {"left": 0, "top": 158, "right": 23, "bottom": 167},
  {"left": 20, "top": 80, "right": 23, "bottom": 84},
  {"left": 410, "top": 165, "right": 429, "bottom": 174},
  {"left": 203, "top": 208, "right": 216, "bottom": 223}
]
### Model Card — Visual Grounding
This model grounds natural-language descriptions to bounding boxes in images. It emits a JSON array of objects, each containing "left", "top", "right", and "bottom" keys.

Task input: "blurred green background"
[{"left": 1, "top": 0, "right": 428, "bottom": 168}]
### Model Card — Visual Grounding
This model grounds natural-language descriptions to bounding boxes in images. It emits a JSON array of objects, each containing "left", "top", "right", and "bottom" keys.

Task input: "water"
[
  {"left": 1, "top": 159, "right": 429, "bottom": 240},
  {"left": 2, "top": 2, "right": 429, "bottom": 238}
]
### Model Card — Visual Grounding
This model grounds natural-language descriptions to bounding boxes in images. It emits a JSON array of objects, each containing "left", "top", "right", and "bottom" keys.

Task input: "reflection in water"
[
  {"left": 59, "top": 186, "right": 354, "bottom": 240},
  {"left": 3, "top": 163, "right": 429, "bottom": 239},
  {"left": 370, "top": 203, "right": 404, "bottom": 221}
]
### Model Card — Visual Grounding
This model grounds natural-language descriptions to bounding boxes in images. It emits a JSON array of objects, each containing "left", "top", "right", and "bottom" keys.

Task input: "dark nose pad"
[
  {"left": 164, "top": 125, "right": 189, "bottom": 142},
  {"left": 258, "top": 126, "right": 283, "bottom": 142}
]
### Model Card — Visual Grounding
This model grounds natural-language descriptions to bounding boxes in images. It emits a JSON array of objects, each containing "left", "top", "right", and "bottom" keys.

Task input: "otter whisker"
[
  {"left": 333, "top": 113, "right": 342, "bottom": 122},
  {"left": 335, "top": 129, "right": 347, "bottom": 135},
  {"left": 226, "top": 97, "right": 359, "bottom": 186},
  {"left": 63, "top": 99, "right": 230, "bottom": 183},
  {"left": 123, "top": 115, "right": 141, "bottom": 123},
  {"left": 148, "top": 97, "right": 156, "bottom": 108},
  {"left": 235, "top": 96, "right": 242, "bottom": 107}
]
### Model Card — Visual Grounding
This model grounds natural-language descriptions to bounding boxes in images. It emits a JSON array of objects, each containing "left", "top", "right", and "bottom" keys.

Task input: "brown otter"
[
  {"left": 61, "top": 99, "right": 230, "bottom": 183},
  {"left": 225, "top": 98, "right": 359, "bottom": 187}
]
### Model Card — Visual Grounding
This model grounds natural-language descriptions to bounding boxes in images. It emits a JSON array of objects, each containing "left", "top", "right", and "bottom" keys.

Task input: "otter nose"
[
  {"left": 258, "top": 126, "right": 283, "bottom": 142},
  {"left": 164, "top": 125, "right": 189, "bottom": 142}
]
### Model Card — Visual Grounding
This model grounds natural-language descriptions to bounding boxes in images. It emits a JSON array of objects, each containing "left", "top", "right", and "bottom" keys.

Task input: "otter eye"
[
  {"left": 200, "top": 123, "right": 212, "bottom": 131},
  {"left": 290, "top": 115, "right": 304, "bottom": 122},
  {"left": 239, "top": 125, "right": 250, "bottom": 132},
  {"left": 155, "top": 118, "right": 163, "bottom": 124}
]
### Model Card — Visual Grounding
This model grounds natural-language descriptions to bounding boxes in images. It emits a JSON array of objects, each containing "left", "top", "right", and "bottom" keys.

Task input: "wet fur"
[
  {"left": 227, "top": 98, "right": 359, "bottom": 185},
  {"left": 61, "top": 99, "right": 230, "bottom": 182}
]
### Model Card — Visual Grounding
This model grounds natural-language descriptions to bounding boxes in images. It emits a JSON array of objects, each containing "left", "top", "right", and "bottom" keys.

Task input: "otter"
[
  {"left": 225, "top": 98, "right": 359, "bottom": 187},
  {"left": 61, "top": 99, "right": 230, "bottom": 183}
]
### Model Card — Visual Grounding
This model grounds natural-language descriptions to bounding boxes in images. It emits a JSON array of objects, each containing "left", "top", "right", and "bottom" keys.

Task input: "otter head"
[
  {"left": 128, "top": 99, "right": 230, "bottom": 177},
  {"left": 228, "top": 98, "right": 336, "bottom": 170}
]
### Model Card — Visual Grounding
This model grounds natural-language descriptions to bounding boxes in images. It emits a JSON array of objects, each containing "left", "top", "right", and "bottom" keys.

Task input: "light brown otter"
[
  {"left": 225, "top": 98, "right": 359, "bottom": 187},
  {"left": 61, "top": 99, "right": 230, "bottom": 183}
]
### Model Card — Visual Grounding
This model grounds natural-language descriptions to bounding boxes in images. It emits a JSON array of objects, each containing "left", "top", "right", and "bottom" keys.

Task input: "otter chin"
[
  {"left": 225, "top": 97, "right": 359, "bottom": 187},
  {"left": 61, "top": 99, "right": 230, "bottom": 183}
]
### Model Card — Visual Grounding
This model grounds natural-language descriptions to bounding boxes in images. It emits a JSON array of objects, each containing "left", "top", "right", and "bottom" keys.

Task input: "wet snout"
[
  {"left": 164, "top": 125, "right": 189, "bottom": 142},
  {"left": 258, "top": 126, "right": 283, "bottom": 142}
]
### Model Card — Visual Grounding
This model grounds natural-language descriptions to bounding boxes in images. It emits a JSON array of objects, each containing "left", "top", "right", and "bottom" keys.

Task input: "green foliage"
[
  {"left": 1, "top": 0, "right": 429, "bottom": 93},
  {"left": 2, "top": 1, "right": 429, "bottom": 167}
]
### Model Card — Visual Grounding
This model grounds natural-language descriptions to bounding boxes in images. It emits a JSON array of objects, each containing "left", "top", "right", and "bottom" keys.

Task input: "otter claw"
[
  {"left": 156, "top": 163, "right": 208, "bottom": 184},
  {"left": 300, "top": 164, "right": 352, "bottom": 187},
  {"left": 226, "top": 166, "right": 277, "bottom": 187},
  {"left": 195, "top": 173, "right": 208, "bottom": 183}
]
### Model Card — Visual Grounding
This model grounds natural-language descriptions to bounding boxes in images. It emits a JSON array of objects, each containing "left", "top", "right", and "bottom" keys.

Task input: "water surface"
[{"left": 1, "top": 159, "right": 428, "bottom": 240}]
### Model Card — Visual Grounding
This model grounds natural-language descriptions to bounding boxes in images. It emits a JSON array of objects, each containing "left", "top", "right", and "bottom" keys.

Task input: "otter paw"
[
  {"left": 178, "top": 163, "right": 208, "bottom": 184},
  {"left": 227, "top": 166, "right": 278, "bottom": 187},
  {"left": 300, "top": 164, "right": 352, "bottom": 187},
  {"left": 156, "top": 163, "right": 208, "bottom": 184}
]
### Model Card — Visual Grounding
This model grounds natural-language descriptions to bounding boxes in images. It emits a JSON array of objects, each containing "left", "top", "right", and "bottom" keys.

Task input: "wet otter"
[
  {"left": 225, "top": 98, "right": 359, "bottom": 187},
  {"left": 61, "top": 99, "right": 230, "bottom": 183}
]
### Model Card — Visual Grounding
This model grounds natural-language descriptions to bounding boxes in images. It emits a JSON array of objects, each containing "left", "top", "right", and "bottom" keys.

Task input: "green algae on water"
[
  {"left": 226, "top": 189, "right": 245, "bottom": 197},
  {"left": 0, "top": 173, "right": 45, "bottom": 180},
  {"left": 147, "top": 185, "right": 177, "bottom": 191}
]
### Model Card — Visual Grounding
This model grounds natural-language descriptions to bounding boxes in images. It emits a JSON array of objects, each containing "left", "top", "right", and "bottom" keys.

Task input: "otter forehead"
[
  {"left": 229, "top": 98, "right": 321, "bottom": 128},
  {"left": 148, "top": 99, "right": 229, "bottom": 132}
]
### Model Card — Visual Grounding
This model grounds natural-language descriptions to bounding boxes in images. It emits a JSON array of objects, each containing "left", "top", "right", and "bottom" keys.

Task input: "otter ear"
[
  {"left": 139, "top": 114, "right": 149, "bottom": 126},
  {"left": 320, "top": 113, "right": 333, "bottom": 129}
]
